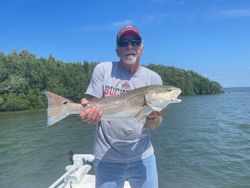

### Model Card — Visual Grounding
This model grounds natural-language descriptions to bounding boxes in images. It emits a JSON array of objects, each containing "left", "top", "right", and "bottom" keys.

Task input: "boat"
[{"left": 49, "top": 154, "right": 131, "bottom": 188}]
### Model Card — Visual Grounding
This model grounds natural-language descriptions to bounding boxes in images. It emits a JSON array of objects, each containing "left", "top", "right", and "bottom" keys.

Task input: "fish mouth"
[
  {"left": 170, "top": 88, "right": 182, "bottom": 103},
  {"left": 172, "top": 98, "right": 181, "bottom": 103}
]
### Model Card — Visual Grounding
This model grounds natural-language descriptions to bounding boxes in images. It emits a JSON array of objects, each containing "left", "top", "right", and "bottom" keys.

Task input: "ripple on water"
[{"left": 1, "top": 90, "right": 250, "bottom": 188}]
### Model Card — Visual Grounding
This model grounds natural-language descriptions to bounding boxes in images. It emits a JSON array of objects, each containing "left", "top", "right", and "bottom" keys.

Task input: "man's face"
[{"left": 116, "top": 34, "right": 143, "bottom": 65}]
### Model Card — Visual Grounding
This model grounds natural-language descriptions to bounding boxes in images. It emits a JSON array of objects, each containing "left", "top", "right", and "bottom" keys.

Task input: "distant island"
[{"left": 0, "top": 50, "right": 223, "bottom": 112}]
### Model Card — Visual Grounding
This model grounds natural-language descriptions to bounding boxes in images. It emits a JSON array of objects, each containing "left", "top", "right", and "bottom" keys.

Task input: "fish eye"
[
  {"left": 63, "top": 101, "right": 68, "bottom": 105},
  {"left": 167, "top": 89, "right": 172, "bottom": 92}
]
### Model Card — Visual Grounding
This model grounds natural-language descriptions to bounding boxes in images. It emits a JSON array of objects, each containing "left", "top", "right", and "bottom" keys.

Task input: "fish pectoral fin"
[
  {"left": 135, "top": 105, "right": 153, "bottom": 122},
  {"left": 148, "top": 105, "right": 162, "bottom": 111}
]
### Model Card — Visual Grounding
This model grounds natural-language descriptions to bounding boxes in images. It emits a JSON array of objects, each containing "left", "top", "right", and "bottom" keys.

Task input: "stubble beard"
[{"left": 121, "top": 51, "right": 137, "bottom": 65}]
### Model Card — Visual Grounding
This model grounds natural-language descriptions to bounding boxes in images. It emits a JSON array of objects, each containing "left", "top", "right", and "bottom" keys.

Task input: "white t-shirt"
[{"left": 86, "top": 61, "right": 162, "bottom": 162}]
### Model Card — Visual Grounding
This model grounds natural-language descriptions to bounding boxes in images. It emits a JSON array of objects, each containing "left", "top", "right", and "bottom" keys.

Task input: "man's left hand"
[{"left": 144, "top": 108, "right": 167, "bottom": 129}]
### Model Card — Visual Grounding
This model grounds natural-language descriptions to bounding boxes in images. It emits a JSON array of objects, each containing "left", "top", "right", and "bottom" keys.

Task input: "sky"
[{"left": 0, "top": 0, "right": 250, "bottom": 87}]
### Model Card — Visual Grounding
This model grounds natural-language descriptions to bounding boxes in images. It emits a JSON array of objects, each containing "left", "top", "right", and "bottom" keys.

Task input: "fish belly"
[{"left": 101, "top": 106, "right": 142, "bottom": 120}]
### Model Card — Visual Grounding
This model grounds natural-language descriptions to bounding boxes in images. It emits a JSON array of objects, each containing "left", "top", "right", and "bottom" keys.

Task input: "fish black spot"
[{"left": 63, "top": 101, "right": 68, "bottom": 105}]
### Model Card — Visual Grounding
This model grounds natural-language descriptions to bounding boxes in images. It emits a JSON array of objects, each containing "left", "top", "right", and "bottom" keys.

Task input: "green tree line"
[{"left": 0, "top": 50, "right": 223, "bottom": 112}]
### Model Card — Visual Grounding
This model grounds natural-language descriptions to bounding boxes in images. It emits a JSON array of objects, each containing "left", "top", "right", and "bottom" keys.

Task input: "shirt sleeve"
[
  {"left": 151, "top": 71, "right": 163, "bottom": 85},
  {"left": 85, "top": 63, "right": 104, "bottom": 98}
]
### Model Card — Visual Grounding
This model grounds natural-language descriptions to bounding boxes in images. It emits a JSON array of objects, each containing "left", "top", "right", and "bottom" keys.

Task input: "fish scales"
[
  {"left": 89, "top": 89, "right": 146, "bottom": 115},
  {"left": 46, "top": 85, "right": 182, "bottom": 126}
]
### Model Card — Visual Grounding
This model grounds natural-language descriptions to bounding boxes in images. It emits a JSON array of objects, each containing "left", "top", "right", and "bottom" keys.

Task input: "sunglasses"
[{"left": 117, "top": 38, "right": 142, "bottom": 47}]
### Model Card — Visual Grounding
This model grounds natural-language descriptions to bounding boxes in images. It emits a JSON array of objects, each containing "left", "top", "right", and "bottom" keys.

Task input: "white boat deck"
[{"left": 49, "top": 154, "right": 131, "bottom": 188}]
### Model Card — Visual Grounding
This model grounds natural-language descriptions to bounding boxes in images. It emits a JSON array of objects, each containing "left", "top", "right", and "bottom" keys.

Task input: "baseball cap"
[{"left": 116, "top": 24, "right": 142, "bottom": 42}]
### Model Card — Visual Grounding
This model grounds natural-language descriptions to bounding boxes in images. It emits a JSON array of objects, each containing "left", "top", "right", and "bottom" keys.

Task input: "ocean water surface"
[{"left": 0, "top": 88, "right": 250, "bottom": 188}]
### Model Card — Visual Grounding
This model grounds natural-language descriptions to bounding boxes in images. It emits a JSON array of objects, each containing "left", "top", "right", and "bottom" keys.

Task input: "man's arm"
[{"left": 144, "top": 108, "right": 167, "bottom": 129}]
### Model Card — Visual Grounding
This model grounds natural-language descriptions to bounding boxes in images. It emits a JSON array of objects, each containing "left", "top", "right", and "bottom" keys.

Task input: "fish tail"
[{"left": 46, "top": 91, "right": 82, "bottom": 126}]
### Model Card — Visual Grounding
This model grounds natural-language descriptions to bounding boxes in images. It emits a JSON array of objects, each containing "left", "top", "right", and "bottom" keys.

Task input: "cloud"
[
  {"left": 151, "top": 0, "right": 166, "bottom": 2},
  {"left": 151, "top": 0, "right": 185, "bottom": 6},
  {"left": 207, "top": 8, "right": 250, "bottom": 19},
  {"left": 70, "top": 19, "right": 135, "bottom": 32},
  {"left": 111, "top": 20, "right": 136, "bottom": 27},
  {"left": 142, "top": 13, "right": 168, "bottom": 24},
  {"left": 73, "top": 14, "right": 169, "bottom": 32},
  {"left": 76, "top": 8, "right": 250, "bottom": 31},
  {"left": 219, "top": 9, "right": 250, "bottom": 18},
  {"left": 178, "top": 0, "right": 185, "bottom": 6}
]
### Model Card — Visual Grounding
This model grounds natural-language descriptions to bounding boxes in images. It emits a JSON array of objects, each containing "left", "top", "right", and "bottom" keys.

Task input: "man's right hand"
[{"left": 80, "top": 98, "right": 103, "bottom": 125}]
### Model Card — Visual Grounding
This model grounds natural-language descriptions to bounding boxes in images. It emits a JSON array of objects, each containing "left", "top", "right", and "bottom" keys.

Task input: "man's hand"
[
  {"left": 144, "top": 108, "right": 167, "bottom": 129},
  {"left": 79, "top": 98, "right": 103, "bottom": 125}
]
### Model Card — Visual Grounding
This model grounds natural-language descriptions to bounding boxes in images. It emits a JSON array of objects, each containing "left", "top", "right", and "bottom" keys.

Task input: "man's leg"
[
  {"left": 95, "top": 159, "right": 126, "bottom": 188},
  {"left": 127, "top": 154, "right": 158, "bottom": 188}
]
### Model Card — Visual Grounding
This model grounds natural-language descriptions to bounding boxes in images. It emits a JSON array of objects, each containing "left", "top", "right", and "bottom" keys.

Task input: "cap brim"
[{"left": 118, "top": 30, "right": 141, "bottom": 40}]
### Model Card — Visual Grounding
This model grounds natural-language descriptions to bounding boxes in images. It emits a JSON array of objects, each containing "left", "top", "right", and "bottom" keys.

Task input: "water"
[{"left": 0, "top": 88, "right": 250, "bottom": 188}]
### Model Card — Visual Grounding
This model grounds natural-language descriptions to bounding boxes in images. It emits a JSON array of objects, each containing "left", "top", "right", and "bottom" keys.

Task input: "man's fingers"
[
  {"left": 79, "top": 110, "right": 88, "bottom": 120},
  {"left": 87, "top": 111, "right": 96, "bottom": 121},
  {"left": 96, "top": 110, "right": 103, "bottom": 122},
  {"left": 86, "top": 107, "right": 98, "bottom": 119},
  {"left": 147, "top": 111, "right": 161, "bottom": 119},
  {"left": 80, "top": 98, "right": 89, "bottom": 106},
  {"left": 80, "top": 106, "right": 103, "bottom": 124},
  {"left": 147, "top": 108, "right": 167, "bottom": 119},
  {"left": 162, "top": 108, "right": 167, "bottom": 113}
]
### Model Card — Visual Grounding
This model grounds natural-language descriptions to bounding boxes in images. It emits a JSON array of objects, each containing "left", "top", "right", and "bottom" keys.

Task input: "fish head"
[{"left": 145, "top": 85, "right": 182, "bottom": 111}]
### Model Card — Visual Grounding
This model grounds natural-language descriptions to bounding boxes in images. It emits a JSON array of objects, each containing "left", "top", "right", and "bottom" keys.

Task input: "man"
[{"left": 80, "top": 24, "right": 165, "bottom": 188}]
